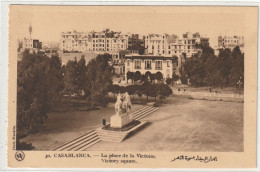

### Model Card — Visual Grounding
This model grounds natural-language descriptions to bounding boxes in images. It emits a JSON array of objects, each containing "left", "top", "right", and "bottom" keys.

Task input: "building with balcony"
[
  {"left": 124, "top": 55, "right": 175, "bottom": 79},
  {"left": 145, "top": 32, "right": 209, "bottom": 58},
  {"left": 60, "top": 30, "right": 91, "bottom": 52},
  {"left": 60, "top": 30, "right": 128, "bottom": 53}
]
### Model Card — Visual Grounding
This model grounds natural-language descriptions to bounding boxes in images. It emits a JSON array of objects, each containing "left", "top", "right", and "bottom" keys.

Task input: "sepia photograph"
[{"left": 7, "top": 5, "right": 257, "bottom": 168}]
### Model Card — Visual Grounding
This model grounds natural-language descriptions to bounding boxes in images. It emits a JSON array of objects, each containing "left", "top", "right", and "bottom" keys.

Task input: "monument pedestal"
[{"left": 110, "top": 114, "right": 134, "bottom": 128}]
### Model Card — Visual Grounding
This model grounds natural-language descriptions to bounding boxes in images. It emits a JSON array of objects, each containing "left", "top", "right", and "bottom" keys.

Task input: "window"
[
  {"left": 134, "top": 60, "right": 141, "bottom": 69},
  {"left": 155, "top": 60, "right": 162, "bottom": 70},
  {"left": 127, "top": 60, "right": 130, "bottom": 66},
  {"left": 168, "top": 51, "right": 171, "bottom": 54},
  {"left": 145, "top": 60, "right": 152, "bottom": 69}
]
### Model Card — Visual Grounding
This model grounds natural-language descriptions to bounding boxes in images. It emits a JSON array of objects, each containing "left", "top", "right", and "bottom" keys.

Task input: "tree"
[
  {"left": 76, "top": 55, "right": 88, "bottom": 97},
  {"left": 156, "top": 83, "right": 173, "bottom": 102},
  {"left": 126, "top": 71, "right": 134, "bottom": 83},
  {"left": 136, "top": 85, "right": 144, "bottom": 100},
  {"left": 166, "top": 78, "right": 172, "bottom": 85},
  {"left": 133, "top": 71, "right": 142, "bottom": 83},
  {"left": 109, "top": 84, "right": 121, "bottom": 99},
  {"left": 147, "top": 84, "right": 158, "bottom": 101},
  {"left": 217, "top": 48, "right": 232, "bottom": 87},
  {"left": 86, "top": 54, "right": 113, "bottom": 107},
  {"left": 63, "top": 59, "right": 78, "bottom": 99},
  {"left": 172, "top": 72, "right": 179, "bottom": 82},
  {"left": 17, "top": 51, "right": 63, "bottom": 133},
  {"left": 155, "top": 72, "right": 163, "bottom": 82},
  {"left": 126, "top": 85, "right": 136, "bottom": 100},
  {"left": 230, "top": 46, "right": 244, "bottom": 87}
]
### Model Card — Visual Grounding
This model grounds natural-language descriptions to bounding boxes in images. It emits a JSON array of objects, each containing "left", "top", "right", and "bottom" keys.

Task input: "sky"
[{"left": 10, "top": 6, "right": 246, "bottom": 47}]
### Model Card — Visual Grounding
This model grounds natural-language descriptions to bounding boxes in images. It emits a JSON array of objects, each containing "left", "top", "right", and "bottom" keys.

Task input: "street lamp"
[{"left": 236, "top": 77, "right": 243, "bottom": 95}]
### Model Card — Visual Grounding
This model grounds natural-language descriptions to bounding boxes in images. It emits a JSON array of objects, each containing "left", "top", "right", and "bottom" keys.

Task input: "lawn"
[{"left": 88, "top": 95, "right": 243, "bottom": 152}]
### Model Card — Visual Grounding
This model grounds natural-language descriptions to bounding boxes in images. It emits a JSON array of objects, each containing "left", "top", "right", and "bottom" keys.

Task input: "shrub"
[{"left": 166, "top": 78, "right": 172, "bottom": 85}]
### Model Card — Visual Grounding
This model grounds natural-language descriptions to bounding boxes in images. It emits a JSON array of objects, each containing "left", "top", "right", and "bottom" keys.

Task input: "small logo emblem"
[{"left": 15, "top": 151, "right": 25, "bottom": 161}]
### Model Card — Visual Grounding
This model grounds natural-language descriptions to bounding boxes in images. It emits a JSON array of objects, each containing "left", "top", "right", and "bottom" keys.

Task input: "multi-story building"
[
  {"left": 60, "top": 30, "right": 91, "bottom": 52},
  {"left": 218, "top": 35, "right": 244, "bottom": 52},
  {"left": 60, "top": 30, "right": 128, "bottom": 53},
  {"left": 145, "top": 32, "right": 209, "bottom": 58},
  {"left": 145, "top": 34, "right": 171, "bottom": 56},
  {"left": 169, "top": 32, "right": 209, "bottom": 58},
  {"left": 124, "top": 55, "right": 175, "bottom": 79}
]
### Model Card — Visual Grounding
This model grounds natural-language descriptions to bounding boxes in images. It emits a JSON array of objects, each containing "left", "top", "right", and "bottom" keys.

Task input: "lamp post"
[{"left": 237, "top": 77, "right": 242, "bottom": 95}]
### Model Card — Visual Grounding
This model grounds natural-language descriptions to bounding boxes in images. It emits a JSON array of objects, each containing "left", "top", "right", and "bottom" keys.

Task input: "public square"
[{"left": 21, "top": 94, "right": 243, "bottom": 152}]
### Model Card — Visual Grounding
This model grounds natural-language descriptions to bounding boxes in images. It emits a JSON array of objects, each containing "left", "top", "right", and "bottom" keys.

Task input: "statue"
[
  {"left": 115, "top": 93, "right": 122, "bottom": 116},
  {"left": 111, "top": 92, "right": 133, "bottom": 128},
  {"left": 124, "top": 92, "right": 132, "bottom": 114},
  {"left": 114, "top": 92, "right": 132, "bottom": 116}
]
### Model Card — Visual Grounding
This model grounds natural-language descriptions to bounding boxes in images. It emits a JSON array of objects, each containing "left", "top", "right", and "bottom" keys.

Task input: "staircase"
[
  {"left": 97, "top": 106, "right": 158, "bottom": 142},
  {"left": 52, "top": 105, "right": 159, "bottom": 150},
  {"left": 133, "top": 106, "right": 158, "bottom": 120},
  {"left": 52, "top": 130, "right": 101, "bottom": 151}
]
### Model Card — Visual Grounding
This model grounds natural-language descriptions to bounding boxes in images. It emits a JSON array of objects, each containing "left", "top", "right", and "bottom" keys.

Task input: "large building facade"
[
  {"left": 218, "top": 35, "right": 244, "bottom": 51},
  {"left": 124, "top": 55, "right": 175, "bottom": 79},
  {"left": 60, "top": 30, "right": 128, "bottom": 53},
  {"left": 145, "top": 32, "right": 209, "bottom": 58}
]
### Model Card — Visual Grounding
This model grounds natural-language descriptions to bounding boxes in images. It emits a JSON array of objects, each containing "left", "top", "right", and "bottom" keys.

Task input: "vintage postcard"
[{"left": 8, "top": 5, "right": 257, "bottom": 168}]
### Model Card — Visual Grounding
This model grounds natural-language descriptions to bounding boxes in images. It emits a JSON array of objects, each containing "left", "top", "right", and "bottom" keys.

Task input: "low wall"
[{"left": 173, "top": 91, "right": 244, "bottom": 102}]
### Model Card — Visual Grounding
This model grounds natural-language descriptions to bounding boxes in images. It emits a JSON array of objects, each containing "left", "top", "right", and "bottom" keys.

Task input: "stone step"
[
  {"left": 52, "top": 130, "right": 96, "bottom": 151},
  {"left": 133, "top": 107, "right": 157, "bottom": 119},
  {"left": 97, "top": 121, "right": 148, "bottom": 142},
  {"left": 135, "top": 108, "right": 158, "bottom": 120},
  {"left": 97, "top": 132, "right": 126, "bottom": 137},
  {"left": 134, "top": 107, "right": 158, "bottom": 118},
  {"left": 133, "top": 105, "right": 149, "bottom": 112},
  {"left": 96, "top": 128, "right": 128, "bottom": 135},
  {"left": 64, "top": 134, "right": 99, "bottom": 151},
  {"left": 133, "top": 109, "right": 153, "bottom": 119},
  {"left": 75, "top": 137, "right": 101, "bottom": 151},
  {"left": 97, "top": 137, "right": 123, "bottom": 142},
  {"left": 132, "top": 106, "right": 151, "bottom": 115}
]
